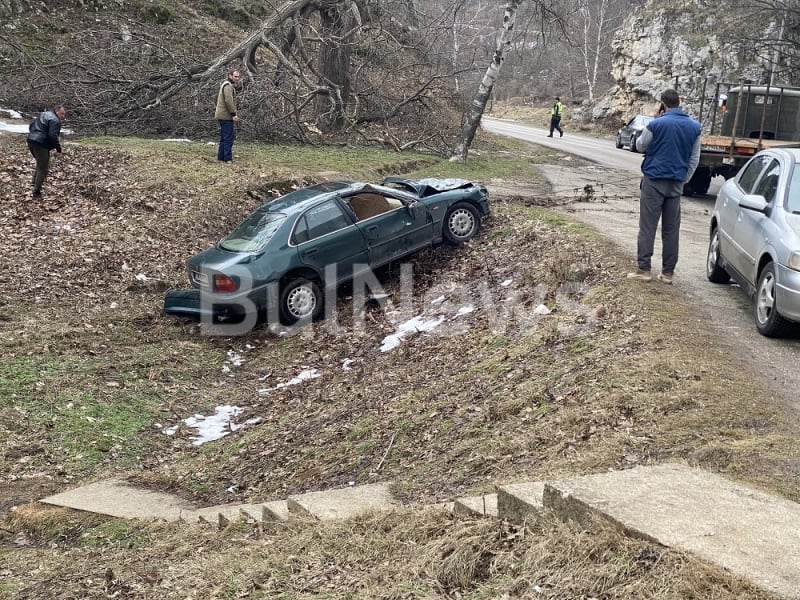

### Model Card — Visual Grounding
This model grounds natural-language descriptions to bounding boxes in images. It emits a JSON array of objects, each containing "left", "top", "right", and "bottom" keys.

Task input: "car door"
[
  {"left": 732, "top": 157, "right": 782, "bottom": 283},
  {"left": 348, "top": 191, "right": 434, "bottom": 267},
  {"left": 718, "top": 153, "right": 771, "bottom": 276},
  {"left": 292, "top": 199, "right": 371, "bottom": 285}
]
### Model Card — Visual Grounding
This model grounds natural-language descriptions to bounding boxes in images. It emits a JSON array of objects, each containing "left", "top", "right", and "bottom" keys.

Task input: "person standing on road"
[
  {"left": 27, "top": 104, "right": 66, "bottom": 198},
  {"left": 548, "top": 96, "right": 564, "bottom": 137},
  {"left": 215, "top": 67, "right": 240, "bottom": 163},
  {"left": 627, "top": 88, "right": 701, "bottom": 285}
]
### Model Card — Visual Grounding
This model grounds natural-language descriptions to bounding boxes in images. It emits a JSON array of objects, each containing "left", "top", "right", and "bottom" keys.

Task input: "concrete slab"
[
  {"left": 453, "top": 493, "right": 498, "bottom": 517},
  {"left": 544, "top": 463, "right": 800, "bottom": 599},
  {"left": 287, "top": 483, "right": 394, "bottom": 521},
  {"left": 496, "top": 482, "right": 545, "bottom": 521},
  {"left": 40, "top": 479, "right": 195, "bottom": 522}
]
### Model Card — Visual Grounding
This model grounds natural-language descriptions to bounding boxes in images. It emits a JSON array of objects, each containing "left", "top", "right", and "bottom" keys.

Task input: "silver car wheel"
[
  {"left": 286, "top": 283, "right": 317, "bottom": 319},
  {"left": 448, "top": 208, "right": 475, "bottom": 237},
  {"left": 755, "top": 269, "right": 776, "bottom": 326}
]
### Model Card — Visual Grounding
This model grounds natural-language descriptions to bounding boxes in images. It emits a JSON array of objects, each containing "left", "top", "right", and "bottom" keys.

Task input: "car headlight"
[{"left": 788, "top": 252, "right": 800, "bottom": 271}]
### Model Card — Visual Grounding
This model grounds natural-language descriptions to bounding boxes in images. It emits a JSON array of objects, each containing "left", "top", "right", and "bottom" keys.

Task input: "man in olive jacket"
[
  {"left": 27, "top": 104, "right": 66, "bottom": 198},
  {"left": 215, "top": 68, "right": 241, "bottom": 163}
]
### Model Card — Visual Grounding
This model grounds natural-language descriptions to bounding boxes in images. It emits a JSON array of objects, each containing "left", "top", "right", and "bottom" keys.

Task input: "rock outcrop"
[{"left": 595, "top": 0, "right": 781, "bottom": 124}]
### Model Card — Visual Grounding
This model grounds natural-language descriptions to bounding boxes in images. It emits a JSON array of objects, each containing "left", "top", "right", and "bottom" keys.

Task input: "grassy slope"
[{"left": 0, "top": 131, "right": 795, "bottom": 599}]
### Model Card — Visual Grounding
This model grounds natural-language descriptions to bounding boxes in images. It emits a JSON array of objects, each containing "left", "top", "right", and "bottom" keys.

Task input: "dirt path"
[{"left": 536, "top": 162, "right": 800, "bottom": 409}]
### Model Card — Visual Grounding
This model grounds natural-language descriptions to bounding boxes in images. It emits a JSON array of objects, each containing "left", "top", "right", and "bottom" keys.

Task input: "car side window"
[
  {"left": 737, "top": 155, "right": 771, "bottom": 193},
  {"left": 753, "top": 159, "right": 780, "bottom": 203},
  {"left": 293, "top": 200, "right": 352, "bottom": 244}
]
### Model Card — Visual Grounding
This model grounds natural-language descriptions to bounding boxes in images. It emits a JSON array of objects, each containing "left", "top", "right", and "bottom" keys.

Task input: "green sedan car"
[{"left": 164, "top": 176, "right": 490, "bottom": 329}]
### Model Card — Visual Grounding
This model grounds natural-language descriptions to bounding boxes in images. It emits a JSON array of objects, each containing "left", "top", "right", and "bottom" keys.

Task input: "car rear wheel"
[
  {"left": 706, "top": 228, "right": 730, "bottom": 283},
  {"left": 280, "top": 277, "right": 323, "bottom": 324},
  {"left": 754, "top": 262, "right": 792, "bottom": 337},
  {"left": 443, "top": 202, "right": 481, "bottom": 244}
]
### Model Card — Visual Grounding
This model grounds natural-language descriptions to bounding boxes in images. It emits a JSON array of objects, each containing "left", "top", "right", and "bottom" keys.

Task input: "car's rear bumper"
[
  {"left": 777, "top": 264, "right": 800, "bottom": 323},
  {"left": 163, "top": 289, "right": 251, "bottom": 321}
]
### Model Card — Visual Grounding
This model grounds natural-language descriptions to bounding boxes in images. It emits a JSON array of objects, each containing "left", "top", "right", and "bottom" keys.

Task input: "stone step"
[
  {"left": 39, "top": 478, "right": 195, "bottom": 522},
  {"left": 287, "top": 482, "right": 394, "bottom": 520},
  {"left": 452, "top": 493, "right": 498, "bottom": 517},
  {"left": 496, "top": 481, "right": 545, "bottom": 521},
  {"left": 540, "top": 464, "right": 800, "bottom": 599}
]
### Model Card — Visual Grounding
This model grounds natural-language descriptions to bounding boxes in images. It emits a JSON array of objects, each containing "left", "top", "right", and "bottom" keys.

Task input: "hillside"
[{"left": 2, "top": 122, "right": 799, "bottom": 597}]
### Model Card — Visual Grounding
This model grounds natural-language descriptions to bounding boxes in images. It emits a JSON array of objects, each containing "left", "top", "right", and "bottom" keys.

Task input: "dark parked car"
[
  {"left": 164, "top": 177, "right": 490, "bottom": 327},
  {"left": 706, "top": 148, "right": 800, "bottom": 336},
  {"left": 616, "top": 115, "right": 653, "bottom": 151}
]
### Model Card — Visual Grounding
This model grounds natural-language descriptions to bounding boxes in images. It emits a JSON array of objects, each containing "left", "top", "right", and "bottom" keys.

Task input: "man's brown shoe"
[
  {"left": 626, "top": 269, "right": 652, "bottom": 281},
  {"left": 658, "top": 273, "right": 673, "bottom": 285}
]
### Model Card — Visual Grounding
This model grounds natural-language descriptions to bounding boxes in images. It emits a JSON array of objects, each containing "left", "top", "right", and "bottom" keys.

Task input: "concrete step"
[
  {"left": 452, "top": 493, "right": 498, "bottom": 517},
  {"left": 496, "top": 481, "right": 545, "bottom": 521},
  {"left": 39, "top": 478, "right": 195, "bottom": 522},
  {"left": 287, "top": 482, "right": 394, "bottom": 520},
  {"left": 500, "top": 464, "right": 800, "bottom": 600}
]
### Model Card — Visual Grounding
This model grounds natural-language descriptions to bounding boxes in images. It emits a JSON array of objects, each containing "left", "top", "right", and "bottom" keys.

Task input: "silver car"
[{"left": 706, "top": 148, "right": 800, "bottom": 336}]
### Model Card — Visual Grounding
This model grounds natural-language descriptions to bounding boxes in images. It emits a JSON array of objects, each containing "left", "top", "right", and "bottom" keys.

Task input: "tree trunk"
[
  {"left": 317, "top": 0, "right": 354, "bottom": 129},
  {"left": 450, "top": 0, "right": 524, "bottom": 163}
]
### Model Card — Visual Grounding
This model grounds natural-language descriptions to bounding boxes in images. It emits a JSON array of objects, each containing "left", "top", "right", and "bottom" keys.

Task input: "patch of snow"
[
  {"left": 183, "top": 405, "right": 243, "bottom": 446},
  {"left": 258, "top": 368, "right": 321, "bottom": 395},
  {"left": 501, "top": 279, "right": 513, "bottom": 287},
  {"left": 380, "top": 315, "right": 445, "bottom": 352},
  {"left": 534, "top": 304, "right": 551, "bottom": 315},
  {"left": 454, "top": 305, "right": 474, "bottom": 317}
]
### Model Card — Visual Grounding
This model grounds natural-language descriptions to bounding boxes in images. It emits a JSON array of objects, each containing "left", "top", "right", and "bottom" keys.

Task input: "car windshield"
[
  {"left": 789, "top": 166, "right": 800, "bottom": 213},
  {"left": 219, "top": 210, "right": 286, "bottom": 252}
]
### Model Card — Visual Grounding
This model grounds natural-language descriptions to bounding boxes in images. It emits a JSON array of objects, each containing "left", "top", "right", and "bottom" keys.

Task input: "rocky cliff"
[{"left": 594, "top": 0, "right": 784, "bottom": 126}]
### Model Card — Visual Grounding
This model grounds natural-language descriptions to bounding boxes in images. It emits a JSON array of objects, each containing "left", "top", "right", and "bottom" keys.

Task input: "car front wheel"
[
  {"left": 754, "top": 262, "right": 792, "bottom": 337},
  {"left": 629, "top": 132, "right": 638, "bottom": 152},
  {"left": 615, "top": 135, "right": 623, "bottom": 149},
  {"left": 706, "top": 228, "right": 730, "bottom": 283},
  {"left": 280, "top": 277, "right": 323, "bottom": 324},
  {"left": 443, "top": 202, "right": 481, "bottom": 244}
]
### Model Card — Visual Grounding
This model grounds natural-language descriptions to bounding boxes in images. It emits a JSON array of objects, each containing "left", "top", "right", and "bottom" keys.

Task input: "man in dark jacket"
[
  {"left": 627, "top": 89, "right": 701, "bottom": 285},
  {"left": 27, "top": 105, "right": 66, "bottom": 198}
]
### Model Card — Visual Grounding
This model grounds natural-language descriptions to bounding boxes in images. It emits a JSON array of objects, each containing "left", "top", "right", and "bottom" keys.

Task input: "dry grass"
[{"left": 0, "top": 133, "right": 796, "bottom": 599}]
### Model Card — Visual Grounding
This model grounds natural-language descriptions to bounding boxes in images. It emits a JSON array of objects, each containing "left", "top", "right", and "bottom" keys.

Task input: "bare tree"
[
  {"left": 571, "top": 0, "right": 626, "bottom": 101},
  {"left": 450, "top": 0, "right": 525, "bottom": 162}
]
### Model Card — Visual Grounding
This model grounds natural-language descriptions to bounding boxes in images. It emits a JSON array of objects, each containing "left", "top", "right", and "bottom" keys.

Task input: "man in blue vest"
[
  {"left": 548, "top": 96, "right": 564, "bottom": 137},
  {"left": 627, "top": 88, "right": 701, "bottom": 285}
]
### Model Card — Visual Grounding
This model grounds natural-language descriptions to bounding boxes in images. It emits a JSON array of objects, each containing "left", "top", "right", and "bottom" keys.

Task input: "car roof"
[
  {"left": 752, "top": 148, "right": 800, "bottom": 164},
  {"left": 263, "top": 180, "right": 360, "bottom": 212}
]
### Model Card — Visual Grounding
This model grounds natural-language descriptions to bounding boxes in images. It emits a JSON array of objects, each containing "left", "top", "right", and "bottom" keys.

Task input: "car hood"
[{"left": 383, "top": 176, "right": 474, "bottom": 197}]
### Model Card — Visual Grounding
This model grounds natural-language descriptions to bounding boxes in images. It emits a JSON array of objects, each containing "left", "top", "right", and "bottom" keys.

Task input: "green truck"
[{"left": 685, "top": 82, "right": 800, "bottom": 195}]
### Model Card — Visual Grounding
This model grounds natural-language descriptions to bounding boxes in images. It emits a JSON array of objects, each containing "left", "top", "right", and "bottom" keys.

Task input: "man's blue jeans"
[{"left": 217, "top": 119, "right": 235, "bottom": 162}]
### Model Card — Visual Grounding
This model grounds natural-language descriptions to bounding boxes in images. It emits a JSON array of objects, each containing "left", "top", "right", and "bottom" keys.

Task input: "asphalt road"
[{"left": 481, "top": 116, "right": 800, "bottom": 405}]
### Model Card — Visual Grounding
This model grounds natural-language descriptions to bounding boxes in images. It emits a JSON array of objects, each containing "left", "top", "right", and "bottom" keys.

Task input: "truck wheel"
[{"left": 683, "top": 167, "right": 712, "bottom": 196}]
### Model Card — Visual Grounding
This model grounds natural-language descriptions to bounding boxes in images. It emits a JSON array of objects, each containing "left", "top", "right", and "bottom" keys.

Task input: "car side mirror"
[
  {"left": 406, "top": 202, "right": 417, "bottom": 218},
  {"left": 740, "top": 194, "right": 769, "bottom": 213}
]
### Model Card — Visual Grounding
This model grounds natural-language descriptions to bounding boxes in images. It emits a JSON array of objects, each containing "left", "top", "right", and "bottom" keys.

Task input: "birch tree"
[{"left": 450, "top": 0, "right": 524, "bottom": 162}]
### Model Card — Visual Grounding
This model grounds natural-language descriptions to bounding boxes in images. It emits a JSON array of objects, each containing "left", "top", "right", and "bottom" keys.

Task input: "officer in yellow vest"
[{"left": 548, "top": 96, "right": 564, "bottom": 137}]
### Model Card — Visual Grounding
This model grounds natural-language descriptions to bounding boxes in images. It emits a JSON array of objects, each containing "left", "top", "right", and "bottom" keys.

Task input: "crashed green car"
[{"left": 164, "top": 176, "right": 490, "bottom": 329}]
